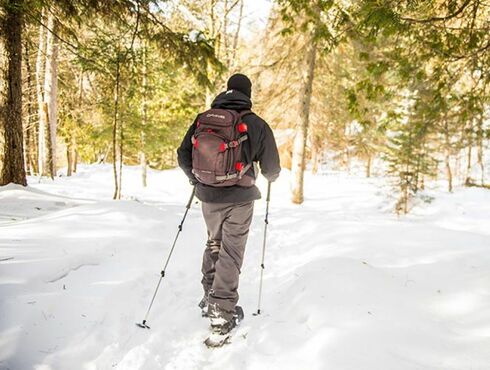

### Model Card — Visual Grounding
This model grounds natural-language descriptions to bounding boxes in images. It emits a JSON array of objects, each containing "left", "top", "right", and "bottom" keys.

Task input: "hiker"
[{"left": 177, "top": 73, "right": 281, "bottom": 338}]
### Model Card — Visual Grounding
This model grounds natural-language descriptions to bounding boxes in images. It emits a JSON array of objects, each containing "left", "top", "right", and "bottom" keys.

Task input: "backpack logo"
[{"left": 206, "top": 113, "right": 226, "bottom": 119}]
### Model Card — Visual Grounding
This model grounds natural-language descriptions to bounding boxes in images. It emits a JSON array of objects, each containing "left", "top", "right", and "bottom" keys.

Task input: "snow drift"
[{"left": 1, "top": 165, "right": 490, "bottom": 369}]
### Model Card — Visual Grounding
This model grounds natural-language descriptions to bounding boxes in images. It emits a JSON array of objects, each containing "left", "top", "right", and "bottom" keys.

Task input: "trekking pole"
[
  {"left": 137, "top": 186, "right": 196, "bottom": 329},
  {"left": 254, "top": 181, "right": 271, "bottom": 316}
]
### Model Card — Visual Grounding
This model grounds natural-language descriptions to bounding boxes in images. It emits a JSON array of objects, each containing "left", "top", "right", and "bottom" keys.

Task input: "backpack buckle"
[{"left": 228, "top": 140, "right": 239, "bottom": 148}]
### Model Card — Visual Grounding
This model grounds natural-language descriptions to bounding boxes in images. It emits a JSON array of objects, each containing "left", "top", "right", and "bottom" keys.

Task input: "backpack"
[{"left": 191, "top": 108, "right": 254, "bottom": 187}]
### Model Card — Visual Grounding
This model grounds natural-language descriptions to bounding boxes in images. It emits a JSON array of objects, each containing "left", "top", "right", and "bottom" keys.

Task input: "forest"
[
  {"left": 0, "top": 0, "right": 489, "bottom": 212},
  {"left": 2, "top": 1, "right": 490, "bottom": 367}
]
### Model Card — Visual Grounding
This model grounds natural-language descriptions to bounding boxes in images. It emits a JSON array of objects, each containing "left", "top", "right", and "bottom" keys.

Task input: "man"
[{"left": 177, "top": 73, "right": 281, "bottom": 336}]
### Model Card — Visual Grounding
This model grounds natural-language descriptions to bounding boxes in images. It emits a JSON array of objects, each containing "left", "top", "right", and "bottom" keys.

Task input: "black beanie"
[{"left": 227, "top": 73, "right": 252, "bottom": 98}]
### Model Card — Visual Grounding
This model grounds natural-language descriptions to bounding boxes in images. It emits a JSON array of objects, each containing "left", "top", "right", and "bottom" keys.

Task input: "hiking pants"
[{"left": 201, "top": 201, "right": 254, "bottom": 321}]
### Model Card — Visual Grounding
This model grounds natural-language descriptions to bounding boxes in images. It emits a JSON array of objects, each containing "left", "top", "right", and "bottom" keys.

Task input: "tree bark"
[
  {"left": 23, "top": 38, "right": 38, "bottom": 175},
  {"left": 71, "top": 68, "right": 83, "bottom": 175},
  {"left": 311, "top": 143, "right": 318, "bottom": 175},
  {"left": 291, "top": 28, "right": 317, "bottom": 204},
  {"left": 67, "top": 143, "right": 72, "bottom": 176},
  {"left": 205, "top": 0, "right": 218, "bottom": 108},
  {"left": 140, "top": 44, "right": 148, "bottom": 187},
  {"left": 465, "top": 142, "right": 472, "bottom": 183},
  {"left": 444, "top": 121, "right": 453, "bottom": 192},
  {"left": 445, "top": 152, "right": 453, "bottom": 192},
  {"left": 118, "top": 102, "right": 123, "bottom": 197},
  {"left": 476, "top": 115, "right": 485, "bottom": 185},
  {"left": 42, "top": 102, "right": 54, "bottom": 179},
  {"left": 366, "top": 155, "right": 372, "bottom": 178},
  {"left": 230, "top": 0, "right": 244, "bottom": 66},
  {"left": 0, "top": 0, "right": 27, "bottom": 186},
  {"left": 223, "top": 0, "right": 229, "bottom": 65},
  {"left": 43, "top": 12, "right": 59, "bottom": 178},
  {"left": 73, "top": 149, "right": 78, "bottom": 173},
  {"left": 112, "top": 59, "right": 121, "bottom": 200},
  {"left": 36, "top": 9, "right": 46, "bottom": 176}
]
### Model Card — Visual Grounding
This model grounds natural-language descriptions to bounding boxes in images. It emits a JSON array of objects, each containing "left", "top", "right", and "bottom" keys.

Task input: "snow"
[{"left": 1, "top": 165, "right": 490, "bottom": 370}]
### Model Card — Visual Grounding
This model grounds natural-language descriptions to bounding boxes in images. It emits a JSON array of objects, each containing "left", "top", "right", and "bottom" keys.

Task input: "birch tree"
[
  {"left": 291, "top": 27, "right": 317, "bottom": 204},
  {"left": 43, "top": 11, "right": 59, "bottom": 178},
  {"left": 281, "top": 1, "right": 346, "bottom": 204}
]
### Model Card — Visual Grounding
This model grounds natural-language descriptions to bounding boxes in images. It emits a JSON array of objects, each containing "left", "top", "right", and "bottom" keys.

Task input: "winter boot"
[{"left": 210, "top": 305, "right": 244, "bottom": 335}]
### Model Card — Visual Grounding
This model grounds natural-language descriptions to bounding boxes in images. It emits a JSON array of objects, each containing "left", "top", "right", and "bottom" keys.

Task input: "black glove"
[{"left": 266, "top": 173, "right": 279, "bottom": 183}]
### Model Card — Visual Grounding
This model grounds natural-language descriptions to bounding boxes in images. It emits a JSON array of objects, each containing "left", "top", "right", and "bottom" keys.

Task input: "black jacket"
[{"left": 177, "top": 90, "right": 281, "bottom": 203}]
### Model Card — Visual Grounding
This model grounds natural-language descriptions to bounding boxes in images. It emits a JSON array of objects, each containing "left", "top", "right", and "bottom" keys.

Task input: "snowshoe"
[{"left": 204, "top": 306, "right": 244, "bottom": 348}]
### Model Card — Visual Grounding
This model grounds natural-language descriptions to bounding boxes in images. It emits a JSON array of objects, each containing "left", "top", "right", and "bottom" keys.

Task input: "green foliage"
[{"left": 51, "top": 1, "right": 215, "bottom": 171}]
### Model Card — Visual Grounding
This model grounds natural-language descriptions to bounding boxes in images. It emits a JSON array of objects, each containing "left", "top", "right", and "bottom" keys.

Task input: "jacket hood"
[{"left": 211, "top": 89, "right": 252, "bottom": 111}]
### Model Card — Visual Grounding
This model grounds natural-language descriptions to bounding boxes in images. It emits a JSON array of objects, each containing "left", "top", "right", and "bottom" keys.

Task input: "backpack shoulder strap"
[{"left": 239, "top": 110, "right": 253, "bottom": 120}]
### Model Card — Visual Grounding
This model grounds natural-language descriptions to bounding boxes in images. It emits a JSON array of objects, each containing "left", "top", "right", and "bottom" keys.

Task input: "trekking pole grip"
[{"left": 265, "top": 182, "right": 271, "bottom": 224}]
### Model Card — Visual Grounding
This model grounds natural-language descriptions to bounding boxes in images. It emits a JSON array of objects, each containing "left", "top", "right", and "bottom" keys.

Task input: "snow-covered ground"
[{"left": 1, "top": 165, "right": 490, "bottom": 370}]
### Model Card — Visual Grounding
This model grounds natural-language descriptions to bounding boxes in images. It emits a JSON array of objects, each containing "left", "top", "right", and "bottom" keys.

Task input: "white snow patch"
[{"left": 1, "top": 164, "right": 490, "bottom": 369}]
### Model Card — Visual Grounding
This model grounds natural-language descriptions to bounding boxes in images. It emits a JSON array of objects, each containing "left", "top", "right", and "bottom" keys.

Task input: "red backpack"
[{"left": 191, "top": 108, "right": 254, "bottom": 187}]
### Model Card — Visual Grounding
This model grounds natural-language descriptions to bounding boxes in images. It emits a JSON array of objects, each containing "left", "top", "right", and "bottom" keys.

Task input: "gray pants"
[{"left": 201, "top": 201, "right": 254, "bottom": 321}]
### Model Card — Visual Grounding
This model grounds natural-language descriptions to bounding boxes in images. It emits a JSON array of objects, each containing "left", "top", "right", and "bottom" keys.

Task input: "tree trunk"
[
  {"left": 140, "top": 44, "right": 148, "bottom": 187},
  {"left": 454, "top": 153, "right": 460, "bottom": 185},
  {"left": 69, "top": 68, "right": 83, "bottom": 175},
  {"left": 311, "top": 144, "right": 318, "bottom": 175},
  {"left": 66, "top": 143, "right": 72, "bottom": 176},
  {"left": 444, "top": 121, "right": 453, "bottom": 192},
  {"left": 476, "top": 115, "right": 485, "bottom": 185},
  {"left": 42, "top": 102, "right": 54, "bottom": 179},
  {"left": 223, "top": 0, "right": 229, "bottom": 66},
  {"left": 366, "top": 155, "right": 372, "bottom": 178},
  {"left": 205, "top": 0, "right": 218, "bottom": 108},
  {"left": 112, "top": 59, "right": 121, "bottom": 200},
  {"left": 73, "top": 148, "right": 78, "bottom": 173},
  {"left": 43, "top": 12, "right": 59, "bottom": 178},
  {"left": 445, "top": 152, "right": 453, "bottom": 192},
  {"left": 403, "top": 162, "right": 409, "bottom": 214},
  {"left": 118, "top": 106, "right": 123, "bottom": 197},
  {"left": 66, "top": 131, "right": 77, "bottom": 176},
  {"left": 465, "top": 143, "right": 472, "bottom": 183},
  {"left": 36, "top": 9, "right": 47, "bottom": 176},
  {"left": 23, "top": 38, "right": 38, "bottom": 175},
  {"left": 230, "top": 0, "right": 244, "bottom": 66},
  {"left": 0, "top": 0, "right": 27, "bottom": 186},
  {"left": 291, "top": 27, "right": 317, "bottom": 204}
]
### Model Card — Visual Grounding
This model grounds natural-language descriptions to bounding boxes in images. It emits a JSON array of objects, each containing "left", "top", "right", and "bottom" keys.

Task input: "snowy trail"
[{"left": 1, "top": 165, "right": 490, "bottom": 370}]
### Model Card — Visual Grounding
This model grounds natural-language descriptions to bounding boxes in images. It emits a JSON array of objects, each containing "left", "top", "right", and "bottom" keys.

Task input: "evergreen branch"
[
  {"left": 24, "top": 8, "right": 109, "bottom": 73},
  {"left": 400, "top": 0, "right": 473, "bottom": 24}
]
